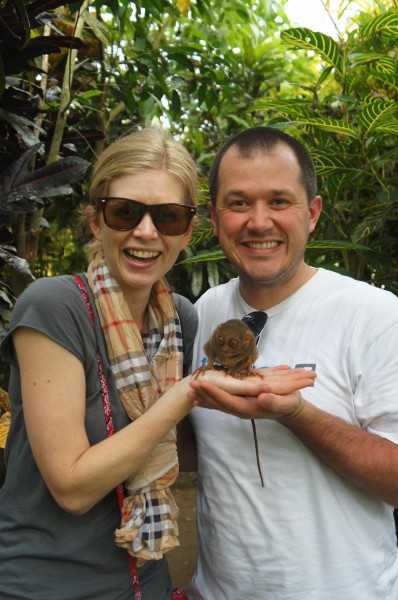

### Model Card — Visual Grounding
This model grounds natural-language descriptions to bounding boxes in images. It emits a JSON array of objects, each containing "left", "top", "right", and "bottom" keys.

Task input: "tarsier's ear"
[{"left": 245, "top": 331, "right": 253, "bottom": 342}]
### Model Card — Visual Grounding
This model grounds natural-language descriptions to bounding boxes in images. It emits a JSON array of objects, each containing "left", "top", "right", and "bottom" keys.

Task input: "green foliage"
[
  {"left": 230, "top": 6, "right": 398, "bottom": 293},
  {"left": 175, "top": 3, "right": 398, "bottom": 297},
  {"left": 0, "top": 0, "right": 94, "bottom": 337},
  {"left": 0, "top": 142, "right": 90, "bottom": 334},
  {"left": 0, "top": 0, "right": 396, "bottom": 326}
]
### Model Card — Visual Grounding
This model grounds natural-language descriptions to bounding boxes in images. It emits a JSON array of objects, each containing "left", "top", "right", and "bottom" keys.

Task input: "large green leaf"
[
  {"left": 359, "top": 11, "right": 398, "bottom": 39},
  {"left": 280, "top": 28, "right": 343, "bottom": 76},
  {"left": 189, "top": 225, "right": 214, "bottom": 246},
  {"left": 322, "top": 172, "right": 355, "bottom": 206},
  {"left": 178, "top": 240, "right": 370, "bottom": 265},
  {"left": 366, "top": 71, "right": 398, "bottom": 92},
  {"left": 251, "top": 99, "right": 310, "bottom": 118},
  {"left": 307, "top": 240, "right": 369, "bottom": 251},
  {"left": 373, "top": 125, "right": 398, "bottom": 135},
  {"left": 288, "top": 118, "right": 357, "bottom": 138},
  {"left": 178, "top": 249, "right": 226, "bottom": 264},
  {"left": 84, "top": 12, "right": 112, "bottom": 46},
  {"left": 352, "top": 209, "right": 392, "bottom": 243},
  {"left": 350, "top": 53, "right": 397, "bottom": 74},
  {"left": 251, "top": 98, "right": 358, "bottom": 138},
  {"left": 358, "top": 99, "right": 398, "bottom": 136},
  {"left": 311, "top": 150, "right": 362, "bottom": 177}
]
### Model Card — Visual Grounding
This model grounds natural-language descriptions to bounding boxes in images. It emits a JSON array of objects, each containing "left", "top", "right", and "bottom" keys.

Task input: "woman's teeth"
[{"left": 125, "top": 249, "right": 160, "bottom": 259}]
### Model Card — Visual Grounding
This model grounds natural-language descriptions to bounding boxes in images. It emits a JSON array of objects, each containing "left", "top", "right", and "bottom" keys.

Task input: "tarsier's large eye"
[
  {"left": 216, "top": 334, "right": 225, "bottom": 346},
  {"left": 228, "top": 338, "right": 239, "bottom": 349}
]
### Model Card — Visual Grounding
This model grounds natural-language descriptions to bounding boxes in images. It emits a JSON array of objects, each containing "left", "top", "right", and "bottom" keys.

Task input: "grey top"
[{"left": 0, "top": 274, "right": 197, "bottom": 600}]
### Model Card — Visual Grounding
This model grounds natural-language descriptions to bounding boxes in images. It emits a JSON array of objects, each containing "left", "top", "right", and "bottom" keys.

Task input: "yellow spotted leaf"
[
  {"left": 176, "top": 0, "right": 190, "bottom": 17},
  {"left": 0, "top": 411, "right": 10, "bottom": 449}
]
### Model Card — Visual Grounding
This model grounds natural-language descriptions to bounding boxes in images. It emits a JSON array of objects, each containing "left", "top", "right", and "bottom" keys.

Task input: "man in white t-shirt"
[{"left": 185, "top": 127, "right": 398, "bottom": 600}]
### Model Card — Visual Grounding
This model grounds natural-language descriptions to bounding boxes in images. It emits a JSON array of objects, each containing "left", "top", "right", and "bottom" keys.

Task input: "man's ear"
[
  {"left": 208, "top": 202, "right": 218, "bottom": 236},
  {"left": 309, "top": 195, "right": 322, "bottom": 234}
]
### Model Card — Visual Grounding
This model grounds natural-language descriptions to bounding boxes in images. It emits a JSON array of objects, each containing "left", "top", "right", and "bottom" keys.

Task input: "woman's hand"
[{"left": 188, "top": 366, "right": 316, "bottom": 420}]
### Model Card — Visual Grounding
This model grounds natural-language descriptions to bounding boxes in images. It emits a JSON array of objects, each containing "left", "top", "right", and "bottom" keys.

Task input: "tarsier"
[
  {"left": 197, "top": 319, "right": 265, "bottom": 486},
  {"left": 203, "top": 319, "right": 259, "bottom": 376}
]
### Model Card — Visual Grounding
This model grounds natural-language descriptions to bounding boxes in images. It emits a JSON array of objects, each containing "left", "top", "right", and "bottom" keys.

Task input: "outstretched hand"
[{"left": 188, "top": 366, "right": 316, "bottom": 421}]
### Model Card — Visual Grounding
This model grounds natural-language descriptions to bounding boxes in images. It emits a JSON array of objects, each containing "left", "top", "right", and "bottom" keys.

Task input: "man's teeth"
[
  {"left": 125, "top": 249, "right": 159, "bottom": 258},
  {"left": 247, "top": 241, "right": 279, "bottom": 249}
]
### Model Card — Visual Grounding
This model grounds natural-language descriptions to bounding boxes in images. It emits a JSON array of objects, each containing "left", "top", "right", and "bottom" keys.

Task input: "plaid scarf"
[{"left": 87, "top": 255, "right": 183, "bottom": 564}]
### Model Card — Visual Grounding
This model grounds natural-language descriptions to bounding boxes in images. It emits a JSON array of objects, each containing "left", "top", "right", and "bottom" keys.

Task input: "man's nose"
[{"left": 246, "top": 203, "right": 273, "bottom": 231}]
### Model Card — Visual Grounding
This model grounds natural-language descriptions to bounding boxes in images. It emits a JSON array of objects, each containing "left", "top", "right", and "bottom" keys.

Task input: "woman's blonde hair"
[
  {"left": 82, "top": 126, "right": 198, "bottom": 260},
  {"left": 89, "top": 126, "right": 197, "bottom": 206}
]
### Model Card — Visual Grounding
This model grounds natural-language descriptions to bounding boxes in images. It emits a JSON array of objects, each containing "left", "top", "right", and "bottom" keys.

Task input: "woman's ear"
[
  {"left": 180, "top": 224, "right": 194, "bottom": 250},
  {"left": 179, "top": 211, "right": 199, "bottom": 249},
  {"left": 87, "top": 206, "right": 102, "bottom": 241}
]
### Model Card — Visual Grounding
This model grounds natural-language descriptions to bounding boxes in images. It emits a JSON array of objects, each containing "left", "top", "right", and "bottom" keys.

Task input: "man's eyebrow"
[{"left": 223, "top": 188, "right": 246, "bottom": 198}]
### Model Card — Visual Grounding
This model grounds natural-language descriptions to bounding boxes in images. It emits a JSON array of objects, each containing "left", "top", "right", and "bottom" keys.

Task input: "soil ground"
[{"left": 167, "top": 472, "right": 198, "bottom": 591}]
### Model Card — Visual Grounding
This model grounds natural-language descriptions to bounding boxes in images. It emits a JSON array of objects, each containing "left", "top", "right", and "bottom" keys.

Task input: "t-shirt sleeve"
[
  {"left": 1, "top": 276, "right": 94, "bottom": 367},
  {"left": 354, "top": 311, "right": 398, "bottom": 445}
]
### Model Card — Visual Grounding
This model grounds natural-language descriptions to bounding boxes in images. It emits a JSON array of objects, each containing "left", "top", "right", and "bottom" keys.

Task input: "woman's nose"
[{"left": 131, "top": 211, "right": 159, "bottom": 239}]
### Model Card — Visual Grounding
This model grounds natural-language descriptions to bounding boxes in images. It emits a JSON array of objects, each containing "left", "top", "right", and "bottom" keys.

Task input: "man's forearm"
[{"left": 280, "top": 400, "right": 398, "bottom": 507}]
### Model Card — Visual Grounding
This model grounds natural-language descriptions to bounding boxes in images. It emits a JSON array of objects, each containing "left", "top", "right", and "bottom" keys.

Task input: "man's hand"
[{"left": 188, "top": 366, "right": 316, "bottom": 420}]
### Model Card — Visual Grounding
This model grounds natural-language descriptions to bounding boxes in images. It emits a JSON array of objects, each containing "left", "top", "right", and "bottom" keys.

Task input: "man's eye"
[
  {"left": 229, "top": 199, "right": 249, "bottom": 210},
  {"left": 272, "top": 198, "right": 289, "bottom": 207}
]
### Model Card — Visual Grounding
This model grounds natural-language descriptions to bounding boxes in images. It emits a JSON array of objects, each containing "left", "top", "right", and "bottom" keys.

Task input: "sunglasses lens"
[
  {"left": 104, "top": 198, "right": 142, "bottom": 230},
  {"left": 154, "top": 204, "right": 193, "bottom": 235}
]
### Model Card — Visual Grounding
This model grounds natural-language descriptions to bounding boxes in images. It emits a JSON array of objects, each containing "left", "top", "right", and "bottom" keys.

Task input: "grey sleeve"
[
  {"left": 173, "top": 293, "right": 198, "bottom": 376},
  {"left": 1, "top": 275, "right": 94, "bottom": 366}
]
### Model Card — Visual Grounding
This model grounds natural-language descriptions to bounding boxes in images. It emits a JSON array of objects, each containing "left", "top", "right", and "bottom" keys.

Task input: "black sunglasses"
[
  {"left": 242, "top": 311, "right": 268, "bottom": 343},
  {"left": 99, "top": 197, "right": 197, "bottom": 236}
]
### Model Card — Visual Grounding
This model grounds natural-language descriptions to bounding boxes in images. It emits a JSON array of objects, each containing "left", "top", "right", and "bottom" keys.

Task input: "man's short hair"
[{"left": 208, "top": 126, "right": 318, "bottom": 205}]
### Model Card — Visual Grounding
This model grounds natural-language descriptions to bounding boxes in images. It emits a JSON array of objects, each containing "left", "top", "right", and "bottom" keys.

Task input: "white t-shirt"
[{"left": 188, "top": 268, "right": 398, "bottom": 600}]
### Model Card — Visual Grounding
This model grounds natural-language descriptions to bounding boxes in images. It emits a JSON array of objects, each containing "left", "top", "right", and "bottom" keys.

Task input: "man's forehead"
[
  {"left": 216, "top": 143, "right": 306, "bottom": 199},
  {"left": 222, "top": 140, "right": 293, "bottom": 162},
  {"left": 218, "top": 143, "right": 301, "bottom": 181}
]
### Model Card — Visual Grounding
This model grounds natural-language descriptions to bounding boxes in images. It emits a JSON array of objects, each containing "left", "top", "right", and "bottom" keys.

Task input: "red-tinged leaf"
[
  {"left": 14, "top": 156, "right": 90, "bottom": 189},
  {"left": 2, "top": 0, "right": 81, "bottom": 26},
  {"left": 0, "top": 151, "right": 90, "bottom": 213},
  {"left": 0, "top": 144, "right": 42, "bottom": 196}
]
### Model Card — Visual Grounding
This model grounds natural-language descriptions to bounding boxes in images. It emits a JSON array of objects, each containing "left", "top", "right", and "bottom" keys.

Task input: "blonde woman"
[{"left": 0, "top": 127, "right": 202, "bottom": 600}]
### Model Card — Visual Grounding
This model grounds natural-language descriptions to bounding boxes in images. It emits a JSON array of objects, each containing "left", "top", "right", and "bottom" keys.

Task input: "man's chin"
[{"left": 238, "top": 269, "right": 285, "bottom": 288}]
